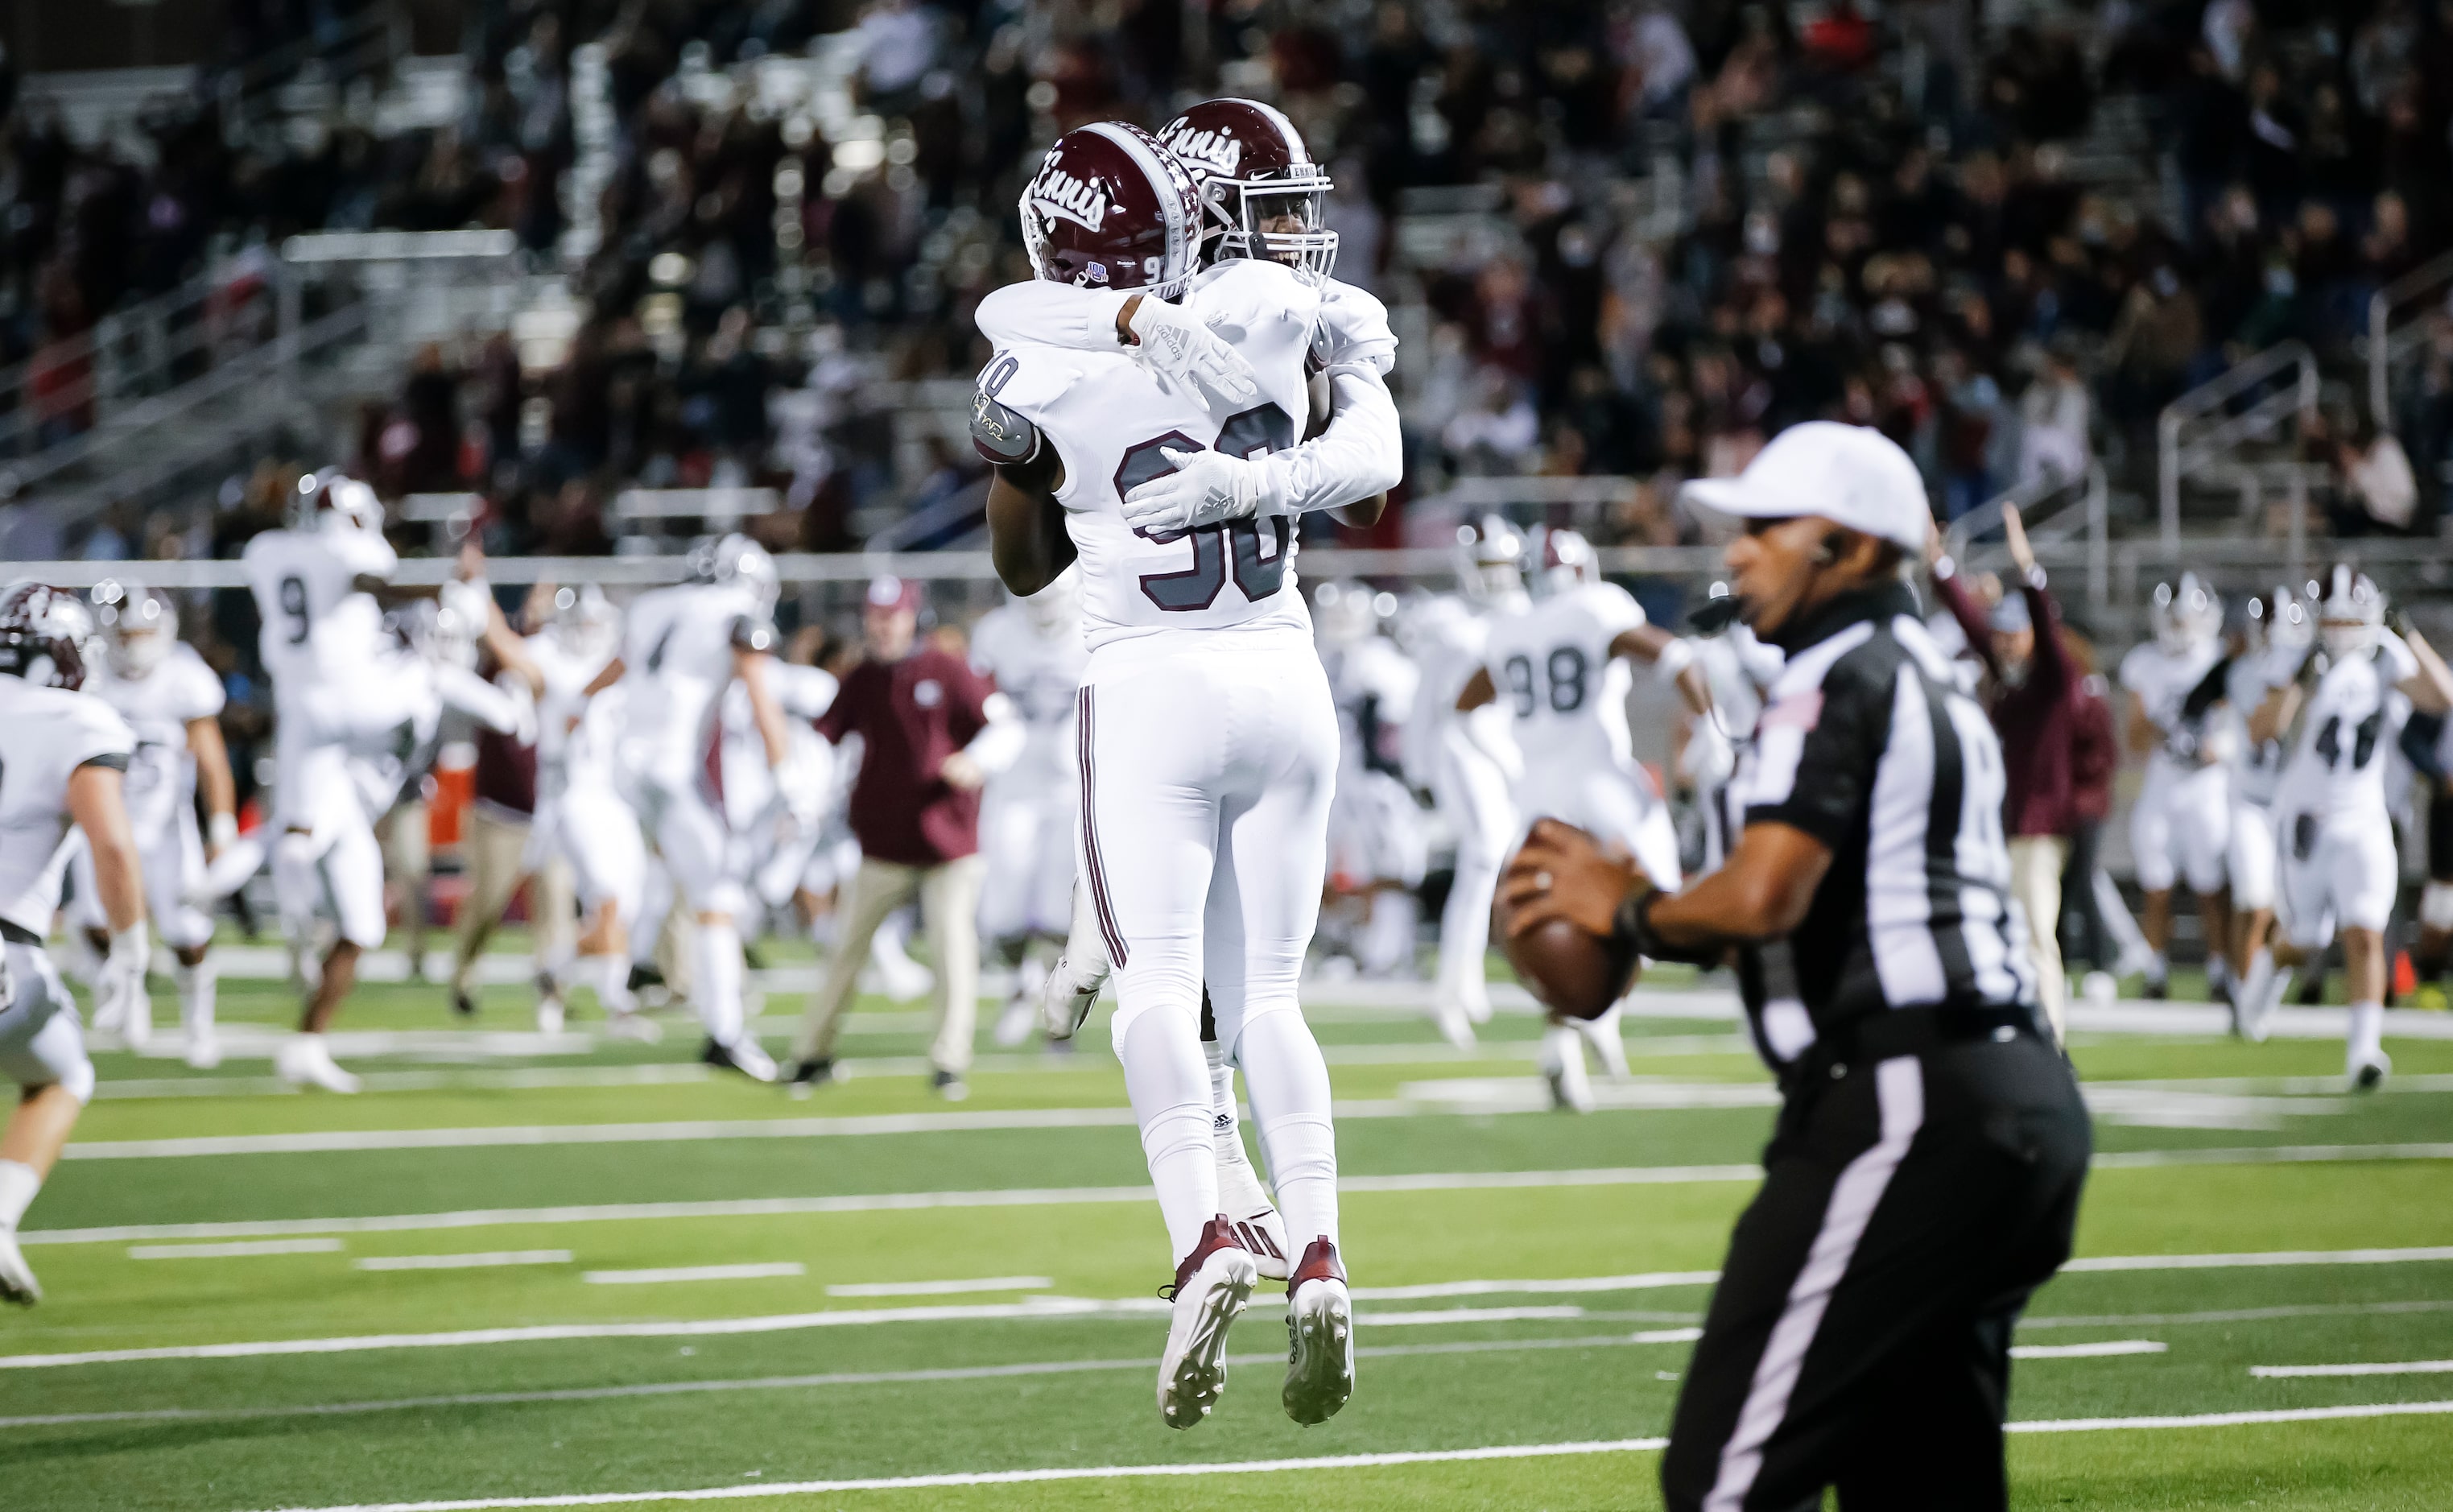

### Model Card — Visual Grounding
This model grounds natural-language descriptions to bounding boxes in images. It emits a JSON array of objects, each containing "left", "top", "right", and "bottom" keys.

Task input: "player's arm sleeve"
[
  {"left": 68, "top": 700, "right": 138, "bottom": 772},
  {"left": 342, "top": 531, "right": 399, "bottom": 579},
  {"left": 787, "top": 669, "right": 840, "bottom": 721},
  {"left": 1313, "top": 283, "right": 1398, "bottom": 375},
  {"left": 1253, "top": 364, "right": 1403, "bottom": 518},
  {"left": 960, "top": 691, "right": 1026, "bottom": 776},
  {"left": 729, "top": 614, "right": 778, "bottom": 655},
  {"left": 975, "top": 282, "right": 1133, "bottom": 353},
  {"left": 1740, "top": 659, "right": 1889, "bottom": 849}
]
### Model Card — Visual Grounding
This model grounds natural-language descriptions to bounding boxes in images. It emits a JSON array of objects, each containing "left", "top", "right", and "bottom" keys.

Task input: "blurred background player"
[
  {"left": 1315, "top": 581, "right": 1426, "bottom": 981},
  {"left": 74, "top": 582, "right": 237, "bottom": 1067},
  {"left": 728, "top": 615, "right": 840, "bottom": 967},
  {"left": 0, "top": 583, "right": 147, "bottom": 1303},
  {"left": 790, "top": 576, "right": 1016, "bottom": 1098},
  {"left": 968, "top": 570, "right": 1088, "bottom": 1046},
  {"left": 2224, "top": 588, "right": 2311, "bottom": 1027},
  {"left": 2119, "top": 574, "right": 2232, "bottom": 1000},
  {"left": 2236, "top": 568, "right": 2453, "bottom": 1084},
  {"left": 597, "top": 534, "right": 799, "bottom": 1080},
  {"left": 1460, "top": 527, "right": 1712, "bottom": 1111},
  {"left": 1398, "top": 518, "right": 1528, "bottom": 1046}
]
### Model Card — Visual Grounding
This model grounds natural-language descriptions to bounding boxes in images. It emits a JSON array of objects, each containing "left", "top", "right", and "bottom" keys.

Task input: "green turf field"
[{"left": 5, "top": 960, "right": 2452, "bottom": 1511}]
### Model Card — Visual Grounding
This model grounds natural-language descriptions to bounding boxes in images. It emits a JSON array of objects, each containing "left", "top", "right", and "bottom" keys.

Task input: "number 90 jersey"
[
  {"left": 1480, "top": 580, "right": 1648, "bottom": 777},
  {"left": 980, "top": 261, "right": 1320, "bottom": 653},
  {"left": 2277, "top": 632, "right": 2418, "bottom": 822}
]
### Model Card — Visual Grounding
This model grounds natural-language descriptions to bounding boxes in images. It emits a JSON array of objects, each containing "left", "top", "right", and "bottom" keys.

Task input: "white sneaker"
[
  {"left": 0, "top": 1229, "right": 41, "bottom": 1306},
  {"left": 993, "top": 989, "right": 1037, "bottom": 1048},
  {"left": 275, "top": 1035, "right": 361, "bottom": 1094},
  {"left": 1543, "top": 1030, "right": 1595, "bottom": 1113},
  {"left": 1040, "top": 950, "right": 1106, "bottom": 1041},
  {"left": 536, "top": 996, "right": 566, "bottom": 1035},
  {"left": 184, "top": 1031, "right": 221, "bottom": 1071},
  {"left": 2236, "top": 956, "right": 2289, "bottom": 1044},
  {"left": 604, "top": 1011, "right": 663, "bottom": 1043},
  {"left": 1574, "top": 1006, "right": 1630, "bottom": 1081},
  {"left": 1434, "top": 1000, "right": 1476, "bottom": 1050},
  {"left": 1215, "top": 1130, "right": 1291, "bottom": 1281},
  {"left": 1157, "top": 1217, "right": 1257, "bottom": 1430},
  {"left": 1282, "top": 1237, "right": 1354, "bottom": 1425},
  {"left": 703, "top": 1035, "right": 778, "bottom": 1083}
]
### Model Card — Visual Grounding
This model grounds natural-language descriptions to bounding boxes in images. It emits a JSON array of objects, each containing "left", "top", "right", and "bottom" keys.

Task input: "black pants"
[
  {"left": 2060, "top": 822, "right": 2112, "bottom": 970},
  {"left": 1661, "top": 1033, "right": 2092, "bottom": 1512}
]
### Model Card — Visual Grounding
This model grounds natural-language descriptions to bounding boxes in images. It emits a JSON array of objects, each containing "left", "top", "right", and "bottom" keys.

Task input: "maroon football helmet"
[
  {"left": 1018, "top": 122, "right": 1203, "bottom": 297},
  {"left": 1156, "top": 98, "right": 1337, "bottom": 285},
  {"left": 0, "top": 581, "right": 93, "bottom": 691}
]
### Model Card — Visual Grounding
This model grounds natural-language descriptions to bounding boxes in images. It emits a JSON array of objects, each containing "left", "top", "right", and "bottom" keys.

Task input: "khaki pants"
[
  {"left": 2009, "top": 835, "right": 2071, "bottom": 1042},
  {"left": 452, "top": 807, "right": 572, "bottom": 989},
  {"left": 794, "top": 855, "right": 985, "bottom": 1075},
  {"left": 377, "top": 800, "right": 431, "bottom": 969}
]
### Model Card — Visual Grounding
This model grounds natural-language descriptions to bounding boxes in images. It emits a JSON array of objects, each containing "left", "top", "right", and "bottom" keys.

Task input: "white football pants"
[
  {"left": 2132, "top": 760, "right": 2231, "bottom": 895},
  {"left": 1431, "top": 726, "right": 1516, "bottom": 1020}
]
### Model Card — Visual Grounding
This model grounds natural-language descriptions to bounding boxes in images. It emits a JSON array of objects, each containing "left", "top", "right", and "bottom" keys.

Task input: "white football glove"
[
  {"left": 96, "top": 925, "right": 150, "bottom": 1041},
  {"left": 1679, "top": 717, "right": 1737, "bottom": 791},
  {"left": 1121, "top": 447, "right": 1270, "bottom": 535},
  {"left": 1127, "top": 299, "right": 1260, "bottom": 408}
]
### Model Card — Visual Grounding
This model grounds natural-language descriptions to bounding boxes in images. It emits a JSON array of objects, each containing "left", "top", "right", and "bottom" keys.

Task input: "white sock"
[
  {"left": 693, "top": 919, "right": 745, "bottom": 1047},
  {"left": 1120, "top": 1010, "right": 1220, "bottom": 1264},
  {"left": 2349, "top": 1000, "right": 2385, "bottom": 1062},
  {"left": 2145, "top": 950, "right": 2169, "bottom": 982},
  {"left": 178, "top": 960, "right": 216, "bottom": 1038},
  {"left": 1241, "top": 1010, "right": 1340, "bottom": 1253},
  {"left": 0, "top": 1159, "right": 39, "bottom": 1232},
  {"left": 1439, "top": 852, "right": 1497, "bottom": 1017},
  {"left": 1542, "top": 1022, "right": 1581, "bottom": 1074},
  {"left": 594, "top": 955, "right": 636, "bottom": 1014}
]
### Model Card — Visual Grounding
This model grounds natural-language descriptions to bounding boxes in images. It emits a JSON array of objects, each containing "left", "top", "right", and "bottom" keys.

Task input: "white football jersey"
[
  {"left": 982, "top": 260, "right": 1320, "bottom": 653},
  {"left": 2276, "top": 633, "right": 2418, "bottom": 822},
  {"left": 0, "top": 679, "right": 136, "bottom": 938},
  {"left": 969, "top": 604, "right": 1088, "bottom": 790},
  {"left": 2118, "top": 639, "right": 2225, "bottom": 778},
  {"left": 617, "top": 581, "right": 769, "bottom": 787},
  {"left": 527, "top": 634, "right": 615, "bottom": 799},
  {"left": 2226, "top": 643, "right": 2299, "bottom": 807},
  {"left": 1398, "top": 594, "right": 1512, "bottom": 789},
  {"left": 1325, "top": 633, "right": 1419, "bottom": 782},
  {"left": 1481, "top": 580, "right": 1647, "bottom": 775},
  {"left": 85, "top": 642, "right": 225, "bottom": 832},
  {"left": 720, "top": 663, "right": 837, "bottom": 830},
  {"left": 1311, "top": 278, "right": 1398, "bottom": 374},
  {"left": 242, "top": 523, "right": 397, "bottom": 686}
]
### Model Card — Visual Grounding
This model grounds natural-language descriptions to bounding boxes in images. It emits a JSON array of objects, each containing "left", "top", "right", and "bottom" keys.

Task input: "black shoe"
[
  {"left": 699, "top": 1035, "right": 778, "bottom": 1081},
  {"left": 451, "top": 988, "right": 477, "bottom": 1018},
  {"left": 2141, "top": 977, "right": 2168, "bottom": 1001},
  {"left": 742, "top": 941, "right": 769, "bottom": 971},
  {"left": 627, "top": 963, "right": 666, "bottom": 994},
  {"left": 789, "top": 1058, "right": 835, "bottom": 1090},
  {"left": 2298, "top": 973, "right": 2327, "bottom": 1006},
  {"left": 931, "top": 1068, "right": 968, "bottom": 1102}
]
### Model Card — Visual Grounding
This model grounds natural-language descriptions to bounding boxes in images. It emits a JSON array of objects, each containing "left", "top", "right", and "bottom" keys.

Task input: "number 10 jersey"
[{"left": 980, "top": 260, "right": 1320, "bottom": 653}]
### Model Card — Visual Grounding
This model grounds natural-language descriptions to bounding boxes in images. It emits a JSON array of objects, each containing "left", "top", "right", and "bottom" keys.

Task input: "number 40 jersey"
[{"left": 978, "top": 260, "right": 1319, "bottom": 653}]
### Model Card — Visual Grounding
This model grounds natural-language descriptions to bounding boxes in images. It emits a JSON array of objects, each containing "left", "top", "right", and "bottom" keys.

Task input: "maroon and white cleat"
[
  {"left": 1156, "top": 1215, "right": 1257, "bottom": 1429},
  {"left": 1282, "top": 1237, "right": 1354, "bottom": 1425}
]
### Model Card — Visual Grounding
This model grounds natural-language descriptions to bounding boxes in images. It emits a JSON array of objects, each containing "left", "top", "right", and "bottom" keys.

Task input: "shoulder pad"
[{"left": 971, "top": 389, "right": 1042, "bottom": 466}]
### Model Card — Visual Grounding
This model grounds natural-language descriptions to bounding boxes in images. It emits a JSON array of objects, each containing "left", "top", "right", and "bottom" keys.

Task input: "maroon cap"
[{"left": 866, "top": 576, "right": 923, "bottom": 613}]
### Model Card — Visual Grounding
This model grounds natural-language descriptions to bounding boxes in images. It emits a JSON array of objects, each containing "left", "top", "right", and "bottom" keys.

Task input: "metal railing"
[
  {"left": 217, "top": 2, "right": 407, "bottom": 134},
  {"left": 2368, "top": 249, "right": 2453, "bottom": 422},
  {"left": 2158, "top": 340, "right": 2318, "bottom": 548},
  {"left": 1943, "top": 464, "right": 2111, "bottom": 616}
]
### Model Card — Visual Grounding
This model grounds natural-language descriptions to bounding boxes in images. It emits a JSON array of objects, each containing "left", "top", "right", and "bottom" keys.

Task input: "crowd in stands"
[{"left": 5, "top": 0, "right": 2453, "bottom": 564}]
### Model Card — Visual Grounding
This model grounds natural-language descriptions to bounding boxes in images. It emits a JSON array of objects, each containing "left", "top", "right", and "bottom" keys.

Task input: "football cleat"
[
  {"left": 701, "top": 1035, "right": 778, "bottom": 1083},
  {"left": 1282, "top": 1237, "right": 1355, "bottom": 1425},
  {"left": 1433, "top": 1000, "right": 1476, "bottom": 1050},
  {"left": 275, "top": 1035, "right": 361, "bottom": 1094},
  {"left": 993, "top": 988, "right": 1037, "bottom": 1048},
  {"left": 1573, "top": 1004, "right": 1631, "bottom": 1081},
  {"left": 184, "top": 1030, "right": 221, "bottom": 1071},
  {"left": 931, "top": 1068, "right": 968, "bottom": 1102},
  {"left": 1156, "top": 1216, "right": 1257, "bottom": 1430},
  {"left": 451, "top": 987, "right": 478, "bottom": 1018},
  {"left": 0, "top": 1230, "right": 42, "bottom": 1306},
  {"left": 603, "top": 1010, "right": 663, "bottom": 1043},
  {"left": 1215, "top": 1129, "right": 1291, "bottom": 1281},
  {"left": 2352, "top": 1047, "right": 2392, "bottom": 1091},
  {"left": 1542, "top": 1031, "right": 1595, "bottom": 1113},
  {"left": 1040, "top": 950, "right": 1106, "bottom": 1041}
]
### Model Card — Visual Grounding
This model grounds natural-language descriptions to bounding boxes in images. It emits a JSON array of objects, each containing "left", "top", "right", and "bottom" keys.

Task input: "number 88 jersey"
[
  {"left": 2277, "top": 631, "right": 2418, "bottom": 822},
  {"left": 981, "top": 261, "right": 1319, "bottom": 653},
  {"left": 1479, "top": 580, "right": 1647, "bottom": 778}
]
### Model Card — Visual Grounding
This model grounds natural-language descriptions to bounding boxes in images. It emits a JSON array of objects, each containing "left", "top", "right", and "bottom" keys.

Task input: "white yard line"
[
  {"left": 1352, "top": 1271, "right": 1720, "bottom": 1300},
  {"left": 221, "top": 1400, "right": 2453, "bottom": 1512},
  {"left": 583, "top": 1264, "right": 806, "bottom": 1285},
  {"left": 2009, "top": 1341, "right": 2166, "bottom": 1359},
  {"left": 356, "top": 1252, "right": 574, "bottom": 1271},
  {"left": 2064, "top": 1246, "right": 2453, "bottom": 1272},
  {"left": 2025, "top": 1299, "right": 2453, "bottom": 1328},
  {"left": 826, "top": 1277, "right": 1050, "bottom": 1298},
  {"left": 126, "top": 1238, "right": 343, "bottom": 1260},
  {"left": 2251, "top": 1359, "right": 2453, "bottom": 1378},
  {"left": 2092, "top": 1143, "right": 2453, "bottom": 1168}
]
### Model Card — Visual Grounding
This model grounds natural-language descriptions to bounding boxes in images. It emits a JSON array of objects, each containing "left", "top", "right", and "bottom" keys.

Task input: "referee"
[{"left": 1504, "top": 421, "right": 2091, "bottom": 1511}]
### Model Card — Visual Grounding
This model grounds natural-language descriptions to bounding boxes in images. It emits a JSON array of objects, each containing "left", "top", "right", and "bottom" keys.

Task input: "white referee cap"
[{"left": 1683, "top": 421, "right": 1933, "bottom": 555}]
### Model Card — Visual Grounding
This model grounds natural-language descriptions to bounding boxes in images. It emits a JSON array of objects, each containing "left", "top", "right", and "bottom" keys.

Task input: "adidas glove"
[
  {"left": 1121, "top": 447, "right": 1275, "bottom": 535},
  {"left": 1125, "top": 299, "right": 1260, "bottom": 408}
]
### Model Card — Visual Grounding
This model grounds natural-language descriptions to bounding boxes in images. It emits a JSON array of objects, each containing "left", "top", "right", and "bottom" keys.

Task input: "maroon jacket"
[
  {"left": 816, "top": 646, "right": 992, "bottom": 866},
  {"left": 1935, "top": 565, "right": 2084, "bottom": 838}
]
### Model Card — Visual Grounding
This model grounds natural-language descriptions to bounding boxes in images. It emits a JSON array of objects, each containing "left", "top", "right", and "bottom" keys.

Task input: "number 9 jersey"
[{"left": 978, "top": 260, "right": 1319, "bottom": 652}]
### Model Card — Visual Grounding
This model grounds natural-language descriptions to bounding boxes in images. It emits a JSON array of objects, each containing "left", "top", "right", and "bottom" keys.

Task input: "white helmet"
[
  {"left": 2315, "top": 564, "right": 2385, "bottom": 659},
  {"left": 1020, "top": 565, "right": 1080, "bottom": 636},
  {"left": 290, "top": 468, "right": 385, "bottom": 535},
  {"left": 2246, "top": 584, "right": 2311, "bottom": 655},
  {"left": 2151, "top": 572, "right": 2220, "bottom": 654},
  {"left": 1312, "top": 580, "right": 1381, "bottom": 646},
  {"left": 1455, "top": 515, "right": 1527, "bottom": 604},
  {"left": 1534, "top": 527, "right": 1598, "bottom": 596},
  {"left": 93, "top": 580, "right": 177, "bottom": 678},
  {"left": 546, "top": 584, "right": 622, "bottom": 663},
  {"left": 692, "top": 532, "right": 781, "bottom": 615}
]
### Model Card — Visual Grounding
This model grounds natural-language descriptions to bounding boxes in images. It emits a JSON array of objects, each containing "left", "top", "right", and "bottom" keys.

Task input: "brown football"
[{"left": 1497, "top": 907, "right": 1642, "bottom": 1022}]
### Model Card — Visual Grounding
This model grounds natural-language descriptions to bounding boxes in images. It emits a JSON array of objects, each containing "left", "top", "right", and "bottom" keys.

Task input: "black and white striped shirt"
[{"left": 1725, "top": 583, "right": 2035, "bottom": 1068}]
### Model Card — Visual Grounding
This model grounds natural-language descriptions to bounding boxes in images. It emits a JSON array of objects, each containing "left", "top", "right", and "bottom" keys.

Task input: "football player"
[
  {"left": 980, "top": 122, "right": 1400, "bottom": 1431},
  {"left": 968, "top": 570, "right": 1090, "bottom": 1046},
  {"left": 72, "top": 583, "right": 237, "bottom": 1068},
  {"left": 0, "top": 583, "right": 148, "bottom": 1303},
  {"left": 588, "top": 535, "right": 803, "bottom": 1080},
  {"left": 2118, "top": 574, "right": 2232, "bottom": 1000},
  {"left": 2236, "top": 568, "right": 2453, "bottom": 1084},
  {"left": 1459, "top": 528, "right": 1714, "bottom": 1112},
  {"left": 2223, "top": 588, "right": 2309, "bottom": 1019},
  {"left": 1396, "top": 520, "right": 1529, "bottom": 1047}
]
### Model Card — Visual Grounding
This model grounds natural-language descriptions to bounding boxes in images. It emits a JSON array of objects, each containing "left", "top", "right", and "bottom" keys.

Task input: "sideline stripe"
[
  {"left": 2009, "top": 1341, "right": 2166, "bottom": 1359},
  {"left": 583, "top": 1264, "right": 805, "bottom": 1286},
  {"left": 827, "top": 1277, "right": 1051, "bottom": 1298},
  {"left": 2065, "top": 1246, "right": 2453, "bottom": 1272},
  {"left": 0, "top": 1333, "right": 1699, "bottom": 1431},
  {"left": 2252, "top": 1359, "right": 2453, "bottom": 1378},
  {"left": 1353, "top": 1271, "right": 1719, "bottom": 1300},
  {"left": 357, "top": 1252, "right": 573, "bottom": 1272},
  {"left": 228, "top": 1403, "right": 2453, "bottom": 1512},
  {"left": 127, "top": 1238, "right": 343, "bottom": 1260}
]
